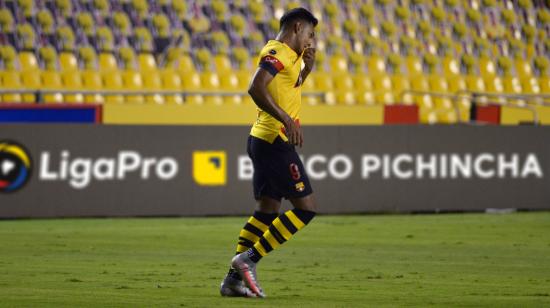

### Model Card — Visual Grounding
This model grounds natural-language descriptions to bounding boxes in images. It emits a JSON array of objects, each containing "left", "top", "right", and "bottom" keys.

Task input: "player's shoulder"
[{"left": 259, "top": 40, "right": 291, "bottom": 64}]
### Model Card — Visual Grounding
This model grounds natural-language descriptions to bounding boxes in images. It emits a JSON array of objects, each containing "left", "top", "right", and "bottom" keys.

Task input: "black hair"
[{"left": 279, "top": 7, "right": 318, "bottom": 30}]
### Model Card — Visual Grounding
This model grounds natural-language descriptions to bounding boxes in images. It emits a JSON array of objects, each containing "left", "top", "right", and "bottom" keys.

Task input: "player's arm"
[
  {"left": 300, "top": 47, "right": 316, "bottom": 83},
  {"left": 248, "top": 68, "right": 303, "bottom": 147}
]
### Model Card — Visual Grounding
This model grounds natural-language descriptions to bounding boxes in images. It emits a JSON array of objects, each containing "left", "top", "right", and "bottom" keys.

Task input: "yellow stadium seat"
[
  {"left": 59, "top": 52, "right": 78, "bottom": 71},
  {"left": 177, "top": 54, "right": 196, "bottom": 73},
  {"left": 142, "top": 71, "right": 164, "bottom": 104},
  {"left": 447, "top": 75, "right": 467, "bottom": 93},
  {"left": 219, "top": 73, "right": 243, "bottom": 105},
  {"left": 329, "top": 55, "right": 348, "bottom": 74},
  {"left": 436, "top": 108, "right": 458, "bottom": 124},
  {"left": 352, "top": 74, "right": 375, "bottom": 105},
  {"left": 483, "top": 76, "right": 506, "bottom": 103},
  {"left": 521, "top": 77, "right": 540, "bottom": 94},
  {"left": 121, "top": 70, "right": 144, "bottom": 103},
  {"left": 102, "top": 70, "right": 124, "bottom": 103},
  {"left": 447, "top": 75, "right": 469, "bottom": 121},
  {"left": 419, "top": 107, "right": 437, "bottom": 124},
  {"left": 18, "top": 51, "right": 38, "bottom": 71},
  {"left": 514, "top": 59, "right": 532, "bottom": 79},
  {"left": 539, "top": 77, "right": 550, "bottom": 93},
  {"left": 20, "top": 70, "right": 41, "bottom": 102},
  {"left": 160, "top": 69, "right": 183, "bottom": 105},
  {"left": 235, "top": 70, "right": 254, "bottom": 105},
  {"left": 311, "top": 72, "right": 335, "bottom": 104},
  {"left": 465, "top": 75, "right": 486, "bottom": 92},
  {"left": 41, "top": 70, "right": 64, "bottom": 103},
  {"left": 138, "top": 53, "right": 157, "bottom": 72},
  {"left": 180, "top": 72, "right": 203, "bottom": 104},
  {"left": 81, "top": 70, "right": 104, "bottom": 104},
  {"left": 0, "top": 71, "right": 22, "bottom": 102},
  {"left": 214, "top": 54, "right": 232, "bottom": 74},
  {"left": 301, "top": 75, "right": 319, "bottom": 105},
  {"left": 502, "top": 76, "right": 522, "bottom": 94},
  {"left": 405, "top": 55, "right": 422, "bottom": 76},
  {"left": 372, "top": 74, "right": 394, "bottom": 105},
  {"left": 410, "top": 75, "right": 432, "bottom": 108},
  {"left": 390, "top": 75, "right": 412, "bottom": 104},
  {"left": 441, "top": 56, "right": 460, "bottom": 76},
  {"left": 200, "top": 72, "right": 223, "bottom": 105},
  {"left": 99, "top": 52, "right": 118, "bottom": 72},
  {"left": 367, "top": 55, "right": 386, "bottom": 76},
  {"left": 333, "top": 73, "right": 355, "bottom": 105},
  {"left": 61, "top": 71, "right": 84, "bottom": 103},
  {"left": 479, "top": 56, "right": 496, "bottom": 78},
  {"left": 428, "top": 74, "right": 453, "bottom": 109}
]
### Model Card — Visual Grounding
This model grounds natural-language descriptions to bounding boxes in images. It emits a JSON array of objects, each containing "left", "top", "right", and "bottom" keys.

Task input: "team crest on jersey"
[
  {"left": 269, "top": 49, "right": 277, "bottom": 55},
  {"left": 295, "top": 182, "right": 305, "bottom": 192}
]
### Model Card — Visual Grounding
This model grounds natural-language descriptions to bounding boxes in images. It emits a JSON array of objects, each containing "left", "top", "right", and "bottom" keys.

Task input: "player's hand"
[
  {"left": 303, "top": 47, "right": 316, "bottom": 72},
  {"left": 283, "top": 117, "right": 303, "bottom": 147}
]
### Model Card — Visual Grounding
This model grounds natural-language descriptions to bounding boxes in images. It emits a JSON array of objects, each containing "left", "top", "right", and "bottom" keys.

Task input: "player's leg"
[
  {"left": 221, "top": 197, "right": 281, "bottom": 297},
  {"left": 232, "top": 138, "right": 316, "bottom": 297}
]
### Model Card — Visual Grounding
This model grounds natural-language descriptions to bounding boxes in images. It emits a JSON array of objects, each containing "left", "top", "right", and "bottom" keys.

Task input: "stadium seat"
[
  {"left": 200, "top": 72, "right": 223, "bottom": 105},
  {"left": 180, "top": 72, "right": 203, "bottom": 104},
  {"left": 333, "top": 73, "right": 355, "bottom": 105},
  {"left": 219, "top": 73, "right": 243, "bottom": 105},
  {"left": 390, "top": 75, "right": 412, "bottom": 104},
  {"left": 99, "top": 52, "right": 118, "bottom": 72},
  {"left": 138, "top": 53, "right": 157, "bottom": 72},
  {"left": 367, "top": 55, "right": 386, "bottom": 76},
  {"left": 372, "top": 74, "right": 394, "bottom": 105},
  {"left": 59, "top": 52, "right": 78, "bottom": 72},
  {"left": 81, "top": 70, "right": 104, "bottom": 104},
  {"left": 428, "top": 75, "right": 453, "bottom": 109},
  {"left": 61, "top": 71, "right": 84, "bottom": 103},
  {"left": 102, "top": 70, "right": 124, "bottom": 104},
  {"left": 410, "top": 75, "right": 433, "bottom": 108},
  {"left": 18, "top": 51, "right": 38, "bottom": 72},
  {"left": 160, "top": 69, "right": 184, "bottom": 105},
  {"left": 121, "top": 70, "right": 144, "bottom": 104},
  {"left": 177, "top": 54, "right": 196, "bottom": 73},
  {"left": 41, "top": 70, "right": 64, "bottom": 103},
  {"left": 20, "top": 70, "right": 41, "bottom": 102},
  {"left": 0, "top": 71, "right": 23, "bottom": 103},
  {"left": 142, "top": 71, "right": 164, "bottom": 104},
  {"left": 214, "top": 54, "right": 232, "bottom": 74},
  {"left": 352, "top": 74, "right": 375, "bottom": 105}
]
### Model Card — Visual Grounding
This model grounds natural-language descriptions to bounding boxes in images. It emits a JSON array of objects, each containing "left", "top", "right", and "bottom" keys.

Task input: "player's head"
[{"left": 279, "top": 7, "right": 318, "bottom": 54}]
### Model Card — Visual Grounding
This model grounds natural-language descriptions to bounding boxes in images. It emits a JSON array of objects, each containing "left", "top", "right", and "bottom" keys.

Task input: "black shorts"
[{"left": 247, "top": 135, "right": 313, "bottom": 201}]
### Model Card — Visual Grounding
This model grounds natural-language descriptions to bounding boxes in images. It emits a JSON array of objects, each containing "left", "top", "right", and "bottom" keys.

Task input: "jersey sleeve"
[{"left": 258, "top": 45, "right": 287, "bottom": 77}]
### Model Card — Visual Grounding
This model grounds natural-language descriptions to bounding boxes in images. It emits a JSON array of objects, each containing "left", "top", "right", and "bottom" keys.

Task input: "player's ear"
[{"left": 294, "top": 21, "right": 302, "bottom": 34}]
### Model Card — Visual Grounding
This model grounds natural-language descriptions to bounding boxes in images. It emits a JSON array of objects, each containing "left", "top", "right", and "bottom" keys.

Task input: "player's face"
[{"left": 296, "top": 22, "right": 315, "bottom": 54}]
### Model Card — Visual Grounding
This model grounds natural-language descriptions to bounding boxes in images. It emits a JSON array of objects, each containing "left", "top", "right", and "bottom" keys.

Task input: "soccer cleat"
[
  {"left": 219, "top": 273, "right": 257, "bottom": 297},
  {"left": 231, "top": 252, "right": 266, "bottom": 298}
]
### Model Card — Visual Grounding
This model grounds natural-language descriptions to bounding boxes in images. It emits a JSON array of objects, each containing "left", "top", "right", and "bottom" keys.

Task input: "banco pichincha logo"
[{"left": 0, "top": 140, "right": 32, "bottom": 193}]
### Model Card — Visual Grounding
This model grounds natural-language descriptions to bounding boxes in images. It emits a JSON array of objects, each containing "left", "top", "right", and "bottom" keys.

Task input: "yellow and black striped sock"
[
  {"left": 248, "top": 208, "right": 316, "bottom": 263},
  {"left": 228, "top": 211, "right": 278, "bottom": 279},
  {"left": 235, "top": 211, "right": 279, "bottom": 254}
]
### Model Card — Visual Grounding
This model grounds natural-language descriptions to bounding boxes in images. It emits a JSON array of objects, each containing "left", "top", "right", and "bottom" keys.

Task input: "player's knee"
[{"left": 290, "top": 194, "right": 317, "bottom": 212}]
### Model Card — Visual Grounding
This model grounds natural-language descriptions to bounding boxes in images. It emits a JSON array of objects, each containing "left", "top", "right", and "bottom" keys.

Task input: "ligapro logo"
[
  {"left": 0, "top": 140, "right": 32, "bottom": 193},
  {"left": 0, "top": 141, "right": 229, "bottom": 191}
]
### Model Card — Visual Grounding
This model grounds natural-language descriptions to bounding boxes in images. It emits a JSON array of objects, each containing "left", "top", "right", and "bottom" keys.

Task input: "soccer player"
[{"left": 220, "top": 7, "right": 318, "bottom": 298}]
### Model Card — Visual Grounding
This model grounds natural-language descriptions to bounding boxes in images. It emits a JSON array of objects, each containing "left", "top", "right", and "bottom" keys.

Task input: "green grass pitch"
[{"left": 1, "top": 212, "right": 549, "bottom": 307}]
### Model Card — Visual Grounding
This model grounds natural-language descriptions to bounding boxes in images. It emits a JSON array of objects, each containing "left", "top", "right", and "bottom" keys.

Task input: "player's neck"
[{"left": 275, "top": 32, "right": 300, "bottom": 55}]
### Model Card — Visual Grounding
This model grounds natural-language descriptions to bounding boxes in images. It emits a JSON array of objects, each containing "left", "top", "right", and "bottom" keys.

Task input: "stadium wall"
[{"left": 1, "top": 125, "right": 549, "bottom": 218}]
